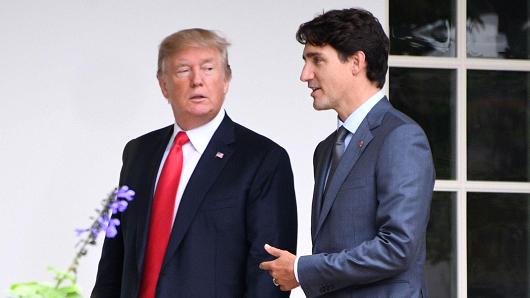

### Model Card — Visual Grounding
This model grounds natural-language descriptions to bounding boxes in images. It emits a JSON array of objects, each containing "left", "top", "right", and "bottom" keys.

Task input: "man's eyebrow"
[
  {"left": 175, "top": 58, "right": 215, "bottom": 66},
  {"left": 303, "top": 52, "right": 322, "bottom": 60},
  {"left": 200, "top": 58, "right": 215, "bottom": 64}
]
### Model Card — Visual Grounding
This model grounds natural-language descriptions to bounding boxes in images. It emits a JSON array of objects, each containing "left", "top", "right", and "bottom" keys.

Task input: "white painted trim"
[
  {"left": 456, "top": 1, "right": 468, "bottom": 296},
  {"left": 436, "top": 180, "right": 530, "bottom": 193},
  {"left": 456, "top": 190, "right": 467, "bottom": 298},
  {"left": 465, "top": 58, "right": 530, "bottom": 71},
  {"left": 390, "top": 56, "right": 530, "bottom": 71},
  {"left": 389, "top": 56, "right": 461, "bottom": 69},
  {"left": 383, "top": 1, "right": 390, "bottom": 96}
]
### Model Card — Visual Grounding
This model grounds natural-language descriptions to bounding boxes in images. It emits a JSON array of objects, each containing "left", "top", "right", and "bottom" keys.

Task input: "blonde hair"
[{"left": 157, "top": 28, "right": 232, "bottom": 80}]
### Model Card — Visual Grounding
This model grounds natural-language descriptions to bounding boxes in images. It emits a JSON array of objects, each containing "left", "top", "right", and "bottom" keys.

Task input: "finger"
[
  {"left": 280, "top": 283, "right": 295, "bottom": 292},
  {"left": 264, "top": 243, "right": 283, "bottom": 257},
  {"left": 280, "top": 285, "right": 290, "bottom": 292},
  {"left": 259, "top": 261, "right": 273, "bottom": 271}
]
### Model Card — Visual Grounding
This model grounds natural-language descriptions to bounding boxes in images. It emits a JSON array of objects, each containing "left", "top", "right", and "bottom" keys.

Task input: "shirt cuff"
[{"left": 294, "top": 256, "right": 300, "bottom": 283}]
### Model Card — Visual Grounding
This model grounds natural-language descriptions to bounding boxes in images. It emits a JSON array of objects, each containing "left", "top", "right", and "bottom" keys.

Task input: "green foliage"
[{"left": 9, "top": 268, "right": 83, "bottom": 298}]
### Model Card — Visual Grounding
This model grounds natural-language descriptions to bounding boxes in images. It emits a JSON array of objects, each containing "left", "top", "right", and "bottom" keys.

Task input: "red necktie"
[{"left": 139, "top": 131, "right": 189, "bottom": 298}]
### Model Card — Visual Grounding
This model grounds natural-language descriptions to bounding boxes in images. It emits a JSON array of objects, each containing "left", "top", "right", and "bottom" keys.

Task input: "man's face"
[
  {"left": 158, "top": 47, "right": 229, "bottom": 130},
  {"left": 300, "top": 44, "right": 353, "bottom": 112}
]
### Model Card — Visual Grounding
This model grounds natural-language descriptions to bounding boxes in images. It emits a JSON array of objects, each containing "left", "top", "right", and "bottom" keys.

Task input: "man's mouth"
[
  {"left": 190, "top": 95, "right": 206, "bottom": 100},
  {"left": 309, "top": 86, "right": 321, "bottom": 97}
]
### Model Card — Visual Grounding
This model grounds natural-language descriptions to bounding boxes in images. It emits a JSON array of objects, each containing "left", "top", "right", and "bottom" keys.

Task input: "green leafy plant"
[{"left": 9, "top": 267, "right": 82, "bottom": 298}]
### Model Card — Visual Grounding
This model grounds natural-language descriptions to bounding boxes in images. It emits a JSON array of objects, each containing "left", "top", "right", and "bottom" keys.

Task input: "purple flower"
[
  {"left": 95, "top": 215, "right": 121, "bottom": 238},
  {"left": 91, "top": 228, "right": 99, "bottom": 239},
  {"left": 74, "top": 187, "right": 135, "bottom": 245},
  {"left": 105, "top": 218, "right": 121, "bottom": 238},
  {"left": 75, "top": 228, "right": 88, "bottom": 236},
  {"left": 98, "top": 216, "right": 109, "bottom": 230},
  {"left": 110, "top": 200, "right": 128, "bottom": 214},
  {"left": 66, "top": 186, "right": 136, "bottom": 287},
  {"left": 115, "top": 186, "right": 135, "bottom": 201}
]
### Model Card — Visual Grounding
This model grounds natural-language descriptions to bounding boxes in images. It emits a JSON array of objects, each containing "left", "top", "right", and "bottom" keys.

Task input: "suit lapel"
[
  {"left": 314, "top": 122, "right": 373, "bottom": 240},
  {"left": 311, "top": 136, "right": 333, "bottom": 242},
  {"left": 162, "top": 115, "right": 235, "bottom": 269},
  {"left": 313, "top": 97, "right": 391, "bottom": 241},
  {"left": 135, "top": 126, "right": 174, "bottom": 274}
]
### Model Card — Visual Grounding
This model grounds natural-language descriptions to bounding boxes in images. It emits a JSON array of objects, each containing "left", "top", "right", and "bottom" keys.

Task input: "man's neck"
[{"left": 337, "top": 83, "right": 381, "bottom": 121}]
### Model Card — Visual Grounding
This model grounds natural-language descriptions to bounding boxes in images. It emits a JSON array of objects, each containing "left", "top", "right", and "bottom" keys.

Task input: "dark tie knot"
[{"left": 335, "top": 126, "right": 348, "bottom": 145}]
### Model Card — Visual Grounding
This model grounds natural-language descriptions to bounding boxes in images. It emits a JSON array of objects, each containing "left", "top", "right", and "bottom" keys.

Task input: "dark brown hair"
[{"left": 296, "top": 8, "right": 389, "bottom": 88}]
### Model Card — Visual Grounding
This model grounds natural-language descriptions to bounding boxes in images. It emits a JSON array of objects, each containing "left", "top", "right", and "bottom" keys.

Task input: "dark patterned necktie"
[
  {"left": 329, "top": 126, "right": 349, "bottom": 181},
  {"left": 322, "top": 126, "right": 349, "bottom": 209}
]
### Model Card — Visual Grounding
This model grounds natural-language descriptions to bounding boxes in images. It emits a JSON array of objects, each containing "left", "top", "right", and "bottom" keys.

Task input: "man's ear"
[
  {"left": 223, "top": 77, "right": 230, "bottom": 94},
  {"left": 157, "top": 74, "right": 169, "bottom": 98},
  {"left": 350, "top": 51, "right": 367, "bottom": 76}
]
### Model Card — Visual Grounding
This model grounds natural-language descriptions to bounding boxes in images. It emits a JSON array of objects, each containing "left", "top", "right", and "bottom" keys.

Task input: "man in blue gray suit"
[{"left": 260, "top": 8, "right": 435, "bottom": 297}]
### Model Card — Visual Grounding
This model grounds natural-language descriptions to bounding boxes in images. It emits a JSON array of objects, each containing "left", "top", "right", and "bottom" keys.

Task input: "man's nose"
[
  {"left": 191, "top": 70, "right": 204, "bottom": 87},
  {"left": 300, "top": 65, "right": 313, "bottom": 82}
]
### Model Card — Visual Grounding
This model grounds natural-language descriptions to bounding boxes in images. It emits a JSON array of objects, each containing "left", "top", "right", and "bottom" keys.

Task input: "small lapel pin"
[
  {"left": 358, "top": 140, "right": 364, "bottom": 148},
  {"left": 215, "top": 152, "right": 224, "bottom": 159}
]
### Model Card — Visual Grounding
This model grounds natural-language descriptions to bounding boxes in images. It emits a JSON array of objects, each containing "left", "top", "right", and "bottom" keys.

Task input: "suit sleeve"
[
  {"left": 91, "top": 141, "right": 133, "bottom": 298},
  {"left": 298, "top": 124, "right": 435, "bottom": 297},
  {"left": 244, "top": 146, "right": 298, "bottom": 298}
]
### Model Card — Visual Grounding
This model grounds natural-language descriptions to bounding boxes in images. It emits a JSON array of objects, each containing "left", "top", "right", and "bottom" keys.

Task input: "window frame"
[{"left": 385, "top": 0, "right": 530, "bottom": 297}]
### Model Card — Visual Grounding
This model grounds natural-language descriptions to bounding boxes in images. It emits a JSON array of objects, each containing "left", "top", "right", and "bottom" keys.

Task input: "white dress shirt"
[
  {"left": 155, "top": 109, "right": 226, "bottom": 226},
  {"left": 294, "top": 90, "right": 386, "bottom": 283}
]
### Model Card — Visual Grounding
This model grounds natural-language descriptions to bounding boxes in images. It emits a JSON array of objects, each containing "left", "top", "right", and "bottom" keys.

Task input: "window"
[{"left": 388, "top": 0, "right": 530, "bottom": 297}]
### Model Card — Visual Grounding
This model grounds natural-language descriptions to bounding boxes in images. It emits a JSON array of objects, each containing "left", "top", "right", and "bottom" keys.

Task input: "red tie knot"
[{"left": 175, "top": 131, "right": 190, "bottom": 147}]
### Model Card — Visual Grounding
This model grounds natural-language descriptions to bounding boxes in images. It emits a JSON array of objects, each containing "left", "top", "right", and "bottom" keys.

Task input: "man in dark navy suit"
[{"left": 92, "top": 28, "right": 297, "bottom": 298}]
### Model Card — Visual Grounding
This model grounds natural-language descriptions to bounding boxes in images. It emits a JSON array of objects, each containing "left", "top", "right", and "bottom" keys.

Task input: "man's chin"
[{"left": 312, "top": 100, "right": 330, "bottom": 111}]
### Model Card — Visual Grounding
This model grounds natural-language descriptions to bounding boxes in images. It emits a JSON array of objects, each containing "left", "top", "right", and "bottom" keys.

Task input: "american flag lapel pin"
[
  {"left": 358, "top": 140, "right": 364, "bottom": 148},
  {"left": 215, "top": 152, "right": 224, "bottom": 159}
]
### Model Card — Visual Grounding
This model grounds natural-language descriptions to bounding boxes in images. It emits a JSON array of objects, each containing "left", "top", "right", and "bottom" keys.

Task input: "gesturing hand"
[{"left": 259, "top": 244, "right": 299, "bottom": 291}]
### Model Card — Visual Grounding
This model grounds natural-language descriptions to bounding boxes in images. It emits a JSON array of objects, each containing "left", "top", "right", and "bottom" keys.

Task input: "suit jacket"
[
  {"left": 298, "top": 98, "right": 435, "bottom": 298},
  {"left": 92, "top": 115, "right": 297, "bottom": 298}
]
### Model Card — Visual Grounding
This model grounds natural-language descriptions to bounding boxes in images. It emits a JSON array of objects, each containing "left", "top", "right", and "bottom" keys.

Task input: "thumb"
[{"left": 264, "top": 244, "right": 283, "bottom": 257}]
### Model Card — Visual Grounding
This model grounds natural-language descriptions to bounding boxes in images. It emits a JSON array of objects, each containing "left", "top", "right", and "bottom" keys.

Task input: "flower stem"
[{"left": 55, "top": 188, "right": 117, "bottom": 289}]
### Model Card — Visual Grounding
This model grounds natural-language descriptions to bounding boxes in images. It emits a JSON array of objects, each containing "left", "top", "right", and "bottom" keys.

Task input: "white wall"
[{"left": 0, "top": 1, "right": 385, "bottom": 297}]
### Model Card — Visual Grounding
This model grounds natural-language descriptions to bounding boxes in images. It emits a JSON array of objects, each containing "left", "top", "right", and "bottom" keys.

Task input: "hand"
[{"left": 259, "top": 244, "right": 299, "bottom": 291}]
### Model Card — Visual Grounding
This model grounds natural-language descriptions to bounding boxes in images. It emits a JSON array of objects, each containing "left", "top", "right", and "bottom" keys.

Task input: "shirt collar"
[
  {"left": 172, "top": 109, "right": 226, "bottom": 154},
  {"left": 338, "top": 89, "right": 385, "bottom": 134}
]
